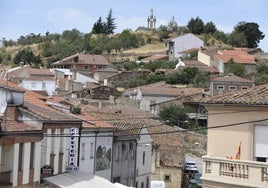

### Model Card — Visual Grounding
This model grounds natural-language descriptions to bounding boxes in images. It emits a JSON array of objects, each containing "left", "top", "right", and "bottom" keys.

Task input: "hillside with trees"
[{"left": 0, "top": 12, "right": 266, "bottom": 84}]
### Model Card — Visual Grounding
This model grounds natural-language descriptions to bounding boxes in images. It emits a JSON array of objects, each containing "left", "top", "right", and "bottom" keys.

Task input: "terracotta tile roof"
[
  {"left": 140, "top": 54, "right": 169, "bottom": 62},
  {"left": 88, "top": 104, "right": 183, "bottom": 167},
  {"left": 1, "top": 118, "right": 42, "bottom": 133},
  {"left": 28, "top": 68, "right": 53, "bottom": 76},
  {"left": 216, "top": 50, "right": 256, "bottom": 64},
  {"left": 140, "top": 86, "right": 204, "bottom": 97},
  {"left": 22, "top": 91, "right": 79, "bottom": 121},
  {"left": 180, "top": 60, "right": 219, "bottom": 73},
  {"left": 3, "top": 66, "right": 53, "bottom": 79},
  {"left": 202, "top": 84, "right": 268, "bottom": 105},
  {"left": 0, "top": 78, "right": 26, "bottom": 92},
  {"left": 23, "top": 75, "right": 56, "bottom": 81},
  {"left": 88, "top": 105, "right": 147, "bottom": 136},
  {"left": 73, "top": 106, "right": 115, "bottom": 129},
  {"left": 2, "top": 65, "right": 31, "bottom": 78},
  {"left": 52, "top": 53, "right": 109, "bottom": 66},
  {"left": 211, "top": 74, "right": 254, "bottom": 83},
  {"left": 0, "top": 80, "right": 79, "bottom": 122}
]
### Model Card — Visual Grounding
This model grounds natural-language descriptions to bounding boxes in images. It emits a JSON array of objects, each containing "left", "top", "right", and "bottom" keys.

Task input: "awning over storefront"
[{"left": 44, "top": 171, "right": 128, "bottom": 188}]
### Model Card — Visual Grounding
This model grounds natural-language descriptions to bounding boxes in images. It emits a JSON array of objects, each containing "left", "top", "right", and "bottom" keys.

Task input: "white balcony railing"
[{"left": 202, "top": 155, "right": 268, "bottom": 188}]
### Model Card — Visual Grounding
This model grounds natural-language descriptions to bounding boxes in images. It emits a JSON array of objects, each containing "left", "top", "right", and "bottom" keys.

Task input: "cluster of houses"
[{"left": 0, "top": 32, "right": 268, "bottom": 188}]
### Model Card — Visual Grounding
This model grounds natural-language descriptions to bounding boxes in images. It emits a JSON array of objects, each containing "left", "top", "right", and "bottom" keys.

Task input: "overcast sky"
[{"left": 0, "top": 0, "right": 267, "bottom": 51}]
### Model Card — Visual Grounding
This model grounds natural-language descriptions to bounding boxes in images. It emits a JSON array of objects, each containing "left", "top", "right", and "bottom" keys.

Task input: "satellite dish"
[{"left": 0, "top": 101, "right": 7, "bottom": 114}]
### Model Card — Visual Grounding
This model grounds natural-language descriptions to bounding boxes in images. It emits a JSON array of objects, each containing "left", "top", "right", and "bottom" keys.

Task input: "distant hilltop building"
[{"left": 147, "top": 9, "right": 156, "bottom": 29}]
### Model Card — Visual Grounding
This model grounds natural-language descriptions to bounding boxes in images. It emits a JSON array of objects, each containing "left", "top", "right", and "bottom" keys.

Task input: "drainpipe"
[{"left": 111, "top": 131, "right": 115, "bottom": 182}]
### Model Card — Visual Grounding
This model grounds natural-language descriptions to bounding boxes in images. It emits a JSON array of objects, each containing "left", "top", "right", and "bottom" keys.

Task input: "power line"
[{"left": 2, "top": 117, "right": 267, "bottom": 138}]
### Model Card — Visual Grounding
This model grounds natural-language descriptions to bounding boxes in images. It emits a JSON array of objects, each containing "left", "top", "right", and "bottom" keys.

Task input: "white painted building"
[
  {"left": 165, "top": 33, "right": 204, "bottom": 60},
  {"left": 136, "top": 126, "right": 152, "bottom": 188},
  {"left": 19, "top": 76, "right": 56, "bottom": 96},
  {"left": 0, "top": 79, "right": 43, "bottom": 187},
  {"left": 79, "top": 129, "right": 114, "bottom": 181}
]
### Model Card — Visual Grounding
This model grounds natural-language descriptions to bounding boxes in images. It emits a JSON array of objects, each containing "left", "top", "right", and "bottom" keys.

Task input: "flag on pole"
[{"left": 235, "top": 141, "right": 242, "bottom": 160}]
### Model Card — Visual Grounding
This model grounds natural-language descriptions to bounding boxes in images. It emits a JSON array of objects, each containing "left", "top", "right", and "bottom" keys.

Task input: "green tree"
[
  {"left": 13, "top": 47, "right": 41, "bottom": 66},
  {"left": 159, "top": 104, "right": 189, "bottom": 127},
  {"left": 204, "top": 21, "right": 217, "bottom": 34},
  {"left": 92, "top": 17, "right": 107, "bottom": 34},
  {"left": 234, "top": 22, "right": 265, "bottom": 48},
  {"left": 187, "top": 17, "right": 204, "bottom": 34},
  {"left": 61, "top": 29, "right": 82, "bottom": 43},
  {"left": 106, "top": 8, "right": 117, "bottom": 34},
  {"left": 212, "top": 30, "right": 227, "bottom": 43},
  {"left": 165, "top": 70, "right": 187, "bottom": 85},
  {"left": 254, "top": 63, "right": 268, "bottom": 85},
  {"left": 227, "top": 31, "right": 248, "bottom": 47},
  {"left": 225, "top": 58, "right": 246, "bottom": 77},
  {"left": 157, "top": 25, "right": 169, "bottom": 41}
]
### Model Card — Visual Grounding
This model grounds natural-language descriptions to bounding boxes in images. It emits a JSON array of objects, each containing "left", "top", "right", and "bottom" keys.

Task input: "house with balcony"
[
  {"left": 210, "top": 73, "right": 255, "bottom": 96},
  {"left": 164, "top": 33, "right": 204, "bottom": 61},
  {"left": 52, "top": 53, "right": 110, "bottom": 73},
  {"left": 201, "top": 84, "right": 268, "bottom": 188}
]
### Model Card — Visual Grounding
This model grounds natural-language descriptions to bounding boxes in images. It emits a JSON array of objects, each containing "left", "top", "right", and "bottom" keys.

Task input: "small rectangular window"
[
  {"left": 164, "top": 174, "right": 171, "bottom": 182},
  {"left": 217, "top": 85, "right": 224, "bottom": 90},
  {"left": 115, "top": 145, "right": 119, "bottom": 161},
  {"left": 241, "top": 86, "right": 248, "bottom": 89},
  {"left": 90, "top": 142, "right": 94, "bottom": 159},
  {"left": 84, "top": 65, "right": 89, "bottom": 70},
  {"left": 31, "top": 82, "right": 36, "bottom": 88},
  {"left": 142, "top": 151, "right": 145, "bottom": 165},
  {"left": 229, "top": 86, "right": 237, "bottom": 91},
  {"left": 81, "top": 143, "right": 85, "bottom": 160}
]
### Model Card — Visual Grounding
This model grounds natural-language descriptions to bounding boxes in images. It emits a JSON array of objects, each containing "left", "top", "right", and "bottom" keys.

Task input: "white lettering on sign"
[{"left": 67, "top": 128, "right": 79, "bottom": 171}]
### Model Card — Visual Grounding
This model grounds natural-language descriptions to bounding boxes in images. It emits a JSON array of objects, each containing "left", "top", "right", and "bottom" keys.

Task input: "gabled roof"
[
  {"left": 1, "top": 118, "right": 42, "bottom": 133},
  {"left": 52, "top": 53, "right": 109, "bottom": 66},
  {"left": 178, "top": 60, "right": 219, "bottom": 73},
  {"left": 0, "top": 79, "right": 79, "bottom": 122},
  {"left": 0, "top": 78, "right": 25, "bottom": 92},
  {"left": 164, "top": 33, "right": 203, "bottom": 43},
  {"left": 22, "top": 90, "right": 80, "bottom": 121},
  {"left": 211, "top": 74, "right": 254, "bottom": 83},
  {"left": 202, "top": 84, "right": 268, "bottom": 105},
  {"left": 23, "top": 75, "right": 56, "bottom": 81},
  {"left": 216, "top": 50, "right": 256, "bottom": 64},
  {"left": 140, "top": 54, "right": 169, "bottom": 63},
  {"left": 139, "top": 86, "right": 204, "bottom": 97},
  {"left": 89, "top": 103, "right": 183, "bottom": 167},
  {"left": 88, "top": 105, "right": 147, "bottom": 137},
  {"left": 72, "top": 106, "right": 115, "bottom": 129}
]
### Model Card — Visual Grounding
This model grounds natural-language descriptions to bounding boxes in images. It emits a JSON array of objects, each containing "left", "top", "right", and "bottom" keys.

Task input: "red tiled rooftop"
[
  {"left": 52, "top": 53, "right": 109, "bottom": 66},
  {"left": 211, "top": 74, "right": 254, "bottom": 83},
  {"left": 202, "top": 84, "right": 268, "bottom": 105},
  {"left": 1, "top": 118, "right": 42, "bottom": 133},
  {"left": 216, "top": 50, "right": 256, "bottom": 64},
  {"left": 140, "top": 86, "right": 204, "bottom": 97}
]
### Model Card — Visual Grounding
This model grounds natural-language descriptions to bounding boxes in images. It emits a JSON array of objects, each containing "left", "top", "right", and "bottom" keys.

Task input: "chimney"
[
  {"left": 20, "top": 62, "right": 24, "bottom": 68},
  {"left": 6, "top": 106, "right": 19, "bottom": 120}
]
